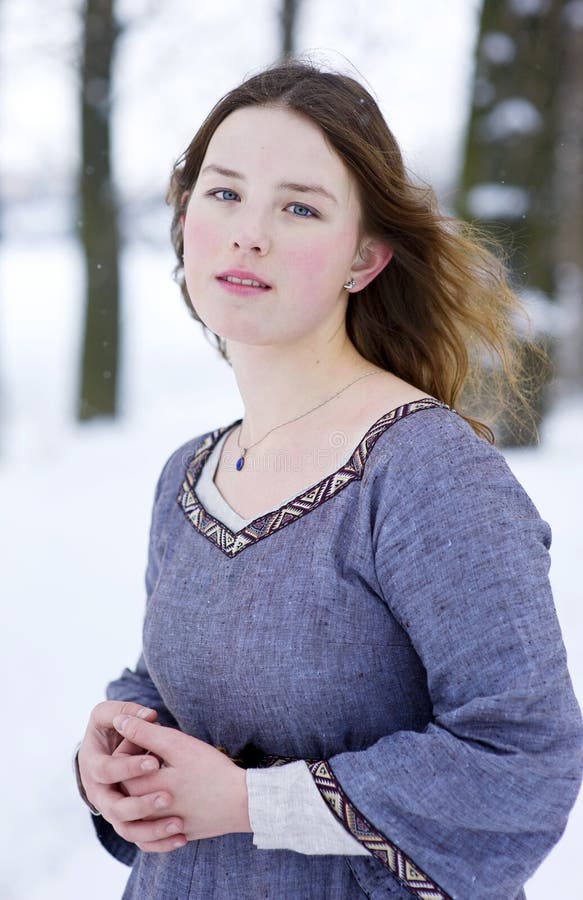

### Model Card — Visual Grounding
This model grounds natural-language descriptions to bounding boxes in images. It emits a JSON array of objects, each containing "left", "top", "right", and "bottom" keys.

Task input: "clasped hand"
[{"left": 78, "top": 701, "right": 251, "bottom": 853}]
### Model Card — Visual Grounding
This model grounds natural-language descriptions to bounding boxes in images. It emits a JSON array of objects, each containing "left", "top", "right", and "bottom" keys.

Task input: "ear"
[
  {"left": 179, "top": 190, "right": 190, "bottom": 229},
  {"left": 348, "top": 239, "right": 393, "bottom": 291}
]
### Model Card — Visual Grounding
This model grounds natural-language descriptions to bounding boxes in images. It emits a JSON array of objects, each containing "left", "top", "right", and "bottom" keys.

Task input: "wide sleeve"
[
  {"left": 307, "top": 419, "right": 583, "bottom": 898},
  {"left": 105, "top": 653, "right": 179, "bottom": 729},
  {"left": 106, "top": 448, "right": 181, "bottom": 725},
  {"left": 91, "top": 450, "right": 182, "bottom": 865}
]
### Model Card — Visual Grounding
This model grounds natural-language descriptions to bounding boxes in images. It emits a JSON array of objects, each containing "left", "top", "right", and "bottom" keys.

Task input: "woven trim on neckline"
[
  {"left": 306, "top": 759, "right": 452, "bottom": 899},
  {"left": 177, "top": 398, "right": 449, "bottom": 558}
]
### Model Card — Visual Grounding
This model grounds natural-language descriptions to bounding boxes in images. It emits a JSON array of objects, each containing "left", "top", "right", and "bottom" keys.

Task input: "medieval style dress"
[{"left": 90, "top": 399, "right": 583, "bottom": 899}]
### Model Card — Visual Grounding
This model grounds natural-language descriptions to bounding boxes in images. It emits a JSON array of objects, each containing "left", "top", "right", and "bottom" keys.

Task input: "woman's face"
[{"left": 181, "top": 105, "right": 366, "bottom": 351}]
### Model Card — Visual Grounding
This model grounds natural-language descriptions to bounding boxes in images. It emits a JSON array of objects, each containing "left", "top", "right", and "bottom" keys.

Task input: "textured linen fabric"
[
  {"left": 199, "top": 430, "right": 369, "bottom": 857},
  {"left": 90, "top": 402, "right": 583, "bottom": 899},
  {"left": 247, "top": 760, "right": 371, "bottom": 856}
]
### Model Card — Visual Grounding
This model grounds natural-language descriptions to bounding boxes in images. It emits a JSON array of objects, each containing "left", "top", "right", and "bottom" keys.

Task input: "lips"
[{"left": 216, "top": 270, "right": 271, "bottom": 289}]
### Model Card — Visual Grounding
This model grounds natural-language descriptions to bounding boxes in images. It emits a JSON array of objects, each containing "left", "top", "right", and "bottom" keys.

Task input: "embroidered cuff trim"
[{"left": 306, "top": 759, "right": 452, "bottom": 900}]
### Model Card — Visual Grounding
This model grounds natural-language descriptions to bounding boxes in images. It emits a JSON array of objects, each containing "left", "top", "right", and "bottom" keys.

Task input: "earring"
[{"left": 343, "top": 278, "right": 356, "bottom": 290}]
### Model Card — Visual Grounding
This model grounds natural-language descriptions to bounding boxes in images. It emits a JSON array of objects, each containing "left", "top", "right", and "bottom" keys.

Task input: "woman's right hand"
[{"left": 77, "top": 700, "right": 187, "bottom": 852}]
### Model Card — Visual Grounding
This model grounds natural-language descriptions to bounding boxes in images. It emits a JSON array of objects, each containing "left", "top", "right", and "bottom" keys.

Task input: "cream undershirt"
[{"left": 196, "top": 427, "right": 370, "bottom": 856}]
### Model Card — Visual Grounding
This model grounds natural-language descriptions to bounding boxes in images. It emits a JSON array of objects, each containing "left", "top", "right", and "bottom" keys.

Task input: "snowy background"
[{"left": 0, "top": 0, "right": 581, "bottom": 897}]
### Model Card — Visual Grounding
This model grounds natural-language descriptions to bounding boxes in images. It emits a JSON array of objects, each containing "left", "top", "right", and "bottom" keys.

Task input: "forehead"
[{"left": 201, "top": 105, "right": 355, "bottom": 200}]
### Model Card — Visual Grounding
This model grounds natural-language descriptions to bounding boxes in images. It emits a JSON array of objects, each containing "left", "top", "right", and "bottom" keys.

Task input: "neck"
[{"left": 226, "top": 335, "right": 375, "bottom": 447}]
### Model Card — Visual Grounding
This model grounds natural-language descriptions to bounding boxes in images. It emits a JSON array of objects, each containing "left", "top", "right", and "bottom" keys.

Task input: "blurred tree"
[
  {"left": 280, "top": 0, "right": 302, "bottom": 57},
  {"left": 553, "top": 2, "right": 583, "bottom": 394},
  {"left": 77, "top": 0, "right": 120, "bottom": 420},
  {"left": 457, "top": 0, "right": 582, "bottom": 445}
]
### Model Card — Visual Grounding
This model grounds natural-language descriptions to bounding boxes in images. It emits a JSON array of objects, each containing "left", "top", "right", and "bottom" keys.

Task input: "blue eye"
[
  {"left": 212, "top": 189, "right": 239, "bottom": 202},
  {"left": 288, "top": 203, "right": 315, "bottom": 218}
]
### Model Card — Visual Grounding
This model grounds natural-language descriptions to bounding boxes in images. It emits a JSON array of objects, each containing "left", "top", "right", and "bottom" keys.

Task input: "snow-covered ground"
[
  {"left": 0, "top": 1, "right": 580, "bottom": 897},
  {"left": 1, "top": 240, "right": 581, "bottom": 899}
]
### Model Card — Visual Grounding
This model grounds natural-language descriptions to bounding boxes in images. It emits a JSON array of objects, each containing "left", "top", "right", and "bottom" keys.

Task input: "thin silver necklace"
[{"left": 234, "top": 369, "right": 379, "bottom": 472}]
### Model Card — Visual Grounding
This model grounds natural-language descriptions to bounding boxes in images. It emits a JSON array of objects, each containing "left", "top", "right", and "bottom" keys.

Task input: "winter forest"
[{"left": 0, "top": 0, "right": 581, "bottom": 897}]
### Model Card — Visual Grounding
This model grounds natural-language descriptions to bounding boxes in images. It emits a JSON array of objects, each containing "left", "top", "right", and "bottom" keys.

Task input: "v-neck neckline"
[{"left": 177, "top": 397, "right": 449, "bottom": 558}]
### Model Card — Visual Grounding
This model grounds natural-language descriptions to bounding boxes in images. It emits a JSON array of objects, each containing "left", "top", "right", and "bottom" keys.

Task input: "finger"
[
  {"left": 90, "top": 751, "right": 160, "bottom": 786},
  {"left": 115, "top": 814, "right": 185, "bottom": 846},
  {"left": 91, "top": 701, "right": 158, "bottom": 731},
  {"left": 113, "top": 738, "right": 144, "bottom": 756},
  {"left": 112, "top": 715, "right": 175, "bottom": 759},
  {"left": 112, "top": 790, "right": 176, "bottom": 823},
  {"left": 135, "top": 835, "right": 187, "bottom": 854},
  {"left": 113, "top": 738, "right": 165, "bottom": 772},
  {"left": 89, "top": 781, "right": 128, "bottom": 816},
  {"left": 120, "top": 768, "right": 165, "bottom": 794},
  {"left": 113, "top": 736, "right": 161, "bottom": 758}
]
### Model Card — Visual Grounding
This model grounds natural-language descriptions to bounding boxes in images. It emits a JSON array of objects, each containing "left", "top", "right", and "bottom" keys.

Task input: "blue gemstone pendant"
[{"left": 236, "top": 455, "right": 245, "bottom": 471}]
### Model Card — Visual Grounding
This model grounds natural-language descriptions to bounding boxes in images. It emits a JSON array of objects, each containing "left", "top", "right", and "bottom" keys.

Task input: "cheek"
[
  {"left": 182, "top": 213, "right": 221, "bottom": 318},
  {"left": 183, "top": 213, "right": 220, "bottom": 260},
  {"left": 285, "top": 233, "right": 347, "bottom": 284}
]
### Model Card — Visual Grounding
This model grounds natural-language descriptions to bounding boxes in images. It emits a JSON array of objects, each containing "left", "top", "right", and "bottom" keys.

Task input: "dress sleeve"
[
  {"left": 90, "top": 451, "right": 181, "bottom": 865},
  {"left": 105, "top": 652, "right": 179, "bottom": 729},
  {"left": 306, "top": 421, "right": 583, "bottom": 898},
  {"left": 105, "top": 447, "right": 180, "bottom": 725}
]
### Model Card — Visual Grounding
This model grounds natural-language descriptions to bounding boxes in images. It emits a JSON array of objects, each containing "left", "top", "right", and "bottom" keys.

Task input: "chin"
[{"left": 202, "top": 317, "right": 270, "bottom": 345}]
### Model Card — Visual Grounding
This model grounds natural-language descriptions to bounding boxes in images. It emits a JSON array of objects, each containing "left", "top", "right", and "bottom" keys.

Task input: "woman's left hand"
[{"left": 114, "top": 714, "right": 252, "bottom": 852}]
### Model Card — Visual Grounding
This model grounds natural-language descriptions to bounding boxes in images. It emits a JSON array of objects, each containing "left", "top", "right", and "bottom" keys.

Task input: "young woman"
[{"left": 76, "top": 59, "right": 583, "bottom": 899}]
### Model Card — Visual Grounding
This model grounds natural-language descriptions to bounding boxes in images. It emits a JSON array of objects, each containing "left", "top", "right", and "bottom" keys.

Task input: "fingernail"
[
  {"left": 166, "top": 822, "right": 180, "bottom": 835},
  {"left": 141, "top": 757, "right": 158, "bottom": 772},
  {"left": 137, "top": 707, "right": 151, "bottom": 719},
  {"left": 173, "top": 839, "right": 184, "bottom": 849},
  {"left": 114, "top": 715, "right": 129, "bottom": 731}
]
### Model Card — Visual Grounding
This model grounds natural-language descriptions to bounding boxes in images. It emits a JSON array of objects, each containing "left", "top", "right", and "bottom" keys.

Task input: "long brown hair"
[{"left": 167, "top": 58, "right": 538, "bottom": 442}]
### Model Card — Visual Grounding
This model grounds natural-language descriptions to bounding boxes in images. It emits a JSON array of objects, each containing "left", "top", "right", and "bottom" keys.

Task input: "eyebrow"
[{"left": 200, "top": 164, "right": 338, "bottom": 204}]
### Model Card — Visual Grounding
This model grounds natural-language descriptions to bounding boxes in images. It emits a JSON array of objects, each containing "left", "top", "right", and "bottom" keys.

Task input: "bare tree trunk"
[
  {"left": 77, "top": 0, "right": 120, "bottom": 420},
  {"left": 279, "top": 0, "right": 301, "bottom": 58},
  {"left": 553, "top": 5, "right": 583, "bottom": 394},
  {"left": 458, "top": 0, "right": 565, "bottom": 445}
]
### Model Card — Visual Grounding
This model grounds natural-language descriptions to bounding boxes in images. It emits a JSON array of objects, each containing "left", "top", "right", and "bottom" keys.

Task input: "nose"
[{"left": 230, "top": 210, "right": 270, "bottom": 255}]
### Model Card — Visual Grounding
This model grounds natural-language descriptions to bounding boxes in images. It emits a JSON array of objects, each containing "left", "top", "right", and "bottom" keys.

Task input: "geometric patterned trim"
[
  {"left": 306, "top": 760, "right": 452, "bottom": 900},
  {"left": 177, "top": 398, "right": 449, "bottom": 558}
]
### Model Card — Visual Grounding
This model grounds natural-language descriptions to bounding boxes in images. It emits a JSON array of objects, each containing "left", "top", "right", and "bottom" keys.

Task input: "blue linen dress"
[{"left": 93, "top": 399, "right": 583, "bottom": 899}]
